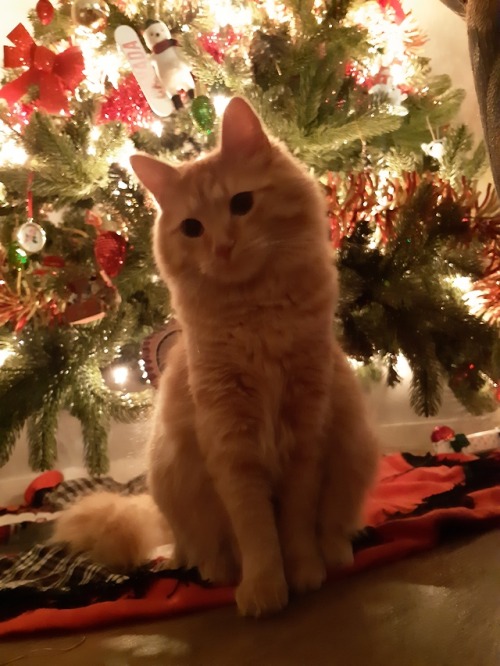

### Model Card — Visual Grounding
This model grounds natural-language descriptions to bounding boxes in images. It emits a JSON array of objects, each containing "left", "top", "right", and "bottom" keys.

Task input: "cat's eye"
[
  {"left": 180, "top": 218, "right": 204, "bottom": 238},
  {"left": 230, "top": 191, "right": 253, "bottom": 216}
]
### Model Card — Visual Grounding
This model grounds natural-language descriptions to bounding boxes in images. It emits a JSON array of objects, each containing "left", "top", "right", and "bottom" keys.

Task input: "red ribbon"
[
  {"left": 0, "top": 23, "right": 85, "bottom": 115},
  {"left": 377, "top": 0, "right": 406, "bottom": 24}
]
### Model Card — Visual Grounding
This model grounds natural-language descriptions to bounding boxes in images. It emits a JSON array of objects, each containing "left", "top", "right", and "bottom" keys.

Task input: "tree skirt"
[{"left": 0, "top": 450, "right": 499, "bottom": 638}]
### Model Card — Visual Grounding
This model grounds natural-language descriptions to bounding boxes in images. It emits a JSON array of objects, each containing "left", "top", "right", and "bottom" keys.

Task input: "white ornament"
[
  {"left": 115, "top": 25, "right": 174, "bottom": 117},
  {"left": 142, "top": 19, "right": 195, "bottom": 110},
  {"left": 421, "top": 140, "right": 446, "bottom": 162},
  {"left": 16, "top": 221, "right": 46, "bottom": 254}
]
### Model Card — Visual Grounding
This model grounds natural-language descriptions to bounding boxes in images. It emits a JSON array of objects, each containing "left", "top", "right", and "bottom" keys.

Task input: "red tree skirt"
[{"left": 0, "top": 450, "right": 499, "bottom": 638}]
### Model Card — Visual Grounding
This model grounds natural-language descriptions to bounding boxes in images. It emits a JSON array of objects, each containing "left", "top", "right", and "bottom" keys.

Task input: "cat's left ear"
[
  {"left": 220, "top": 97, "right": 271, "bottom": 160},
  {"left": 130, "top": 153, "right": 179, "bottom": 206}
]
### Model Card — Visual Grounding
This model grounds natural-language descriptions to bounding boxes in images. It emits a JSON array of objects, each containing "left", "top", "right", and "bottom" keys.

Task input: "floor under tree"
[{"left": 2, "top": 529, "right": 499, "bottom": 666}]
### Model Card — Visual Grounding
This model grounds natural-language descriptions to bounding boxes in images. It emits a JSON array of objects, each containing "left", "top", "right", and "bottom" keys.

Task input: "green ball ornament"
[
  {"left": 191, "top": 95, "right": 216, "bottom": 133},
  {"left": 7, "top": 242, "right": 29, "bottom": 269}
]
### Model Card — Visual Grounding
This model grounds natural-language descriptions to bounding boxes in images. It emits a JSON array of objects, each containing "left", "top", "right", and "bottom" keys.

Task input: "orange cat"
[{"left": 54, "top": 98, "right": 379, "bottom": 617}]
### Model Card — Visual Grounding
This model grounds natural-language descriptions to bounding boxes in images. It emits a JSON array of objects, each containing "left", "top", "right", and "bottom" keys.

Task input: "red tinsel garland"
[
  {"left": 327, "top": 169, "right": 500, "bottom": 322},
  {"left": 98, "top": 74, "right": 156, "bottom": 131}
]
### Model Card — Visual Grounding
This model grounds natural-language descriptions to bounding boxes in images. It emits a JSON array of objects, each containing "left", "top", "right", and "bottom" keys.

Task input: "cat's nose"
[{"left": 214, "top": 243, "right": 234, "bottom": 260}]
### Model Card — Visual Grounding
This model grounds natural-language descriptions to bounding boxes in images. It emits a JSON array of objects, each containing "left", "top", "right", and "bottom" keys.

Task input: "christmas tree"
[{"left": 0, "top": 0, "right": 498, "bottom": 474}]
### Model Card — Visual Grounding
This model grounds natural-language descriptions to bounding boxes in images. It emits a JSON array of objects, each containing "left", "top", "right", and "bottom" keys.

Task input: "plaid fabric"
[
  {"left": 0, "top": 542, "right": 204, "bottom": 623},
  {"left": 43, "top": 474, "right": 147, "bottom": 510},
  {"left": 0, "top": 450, "right": 499, "bottom": 635}
]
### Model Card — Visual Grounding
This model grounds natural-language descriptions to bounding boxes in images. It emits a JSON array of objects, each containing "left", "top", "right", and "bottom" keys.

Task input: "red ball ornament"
[
  {"left": 495, "top": 384, "right": 500, "bottom": 402},
  {"left": 430, "top": 425, "right": 455, "bottom": 443},
  {"left": 36, "top": 0, "right": 55, "bottom": 25},
  {"left": 94, "top": 231, "right": 127, "bottom": 278}
]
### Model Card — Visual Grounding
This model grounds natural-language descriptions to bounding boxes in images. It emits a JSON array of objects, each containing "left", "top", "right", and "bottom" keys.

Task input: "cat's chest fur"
[{"left": 175, "top": 261, "right": 335, "bottom": 366}]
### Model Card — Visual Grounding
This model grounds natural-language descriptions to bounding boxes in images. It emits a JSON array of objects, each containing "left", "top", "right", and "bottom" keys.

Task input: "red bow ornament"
[
  {"left": 377, "top": 0, "right": 406, "bottom": 24},
  {"left": 0, "top": 23, "right": 85, "bottom": 115}
]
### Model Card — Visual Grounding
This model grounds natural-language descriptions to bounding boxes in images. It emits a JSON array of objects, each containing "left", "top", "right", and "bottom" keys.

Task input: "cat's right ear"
[{"left": 130, "top": 153, "right": 179, "bottom": 206}]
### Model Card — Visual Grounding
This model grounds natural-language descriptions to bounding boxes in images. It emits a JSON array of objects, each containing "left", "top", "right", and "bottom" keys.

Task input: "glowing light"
[
  {"left": 346, "top": 1, "right": 421, "bottom": 98},
  {"left": 0, "top": 138, "right": 28, "bottom": 165},
  {"left": 109, "top": 139, "right": 136, "bottom": 169},
  {"left": 212, "top": 94, "right": 231, "bottom": 116},
  {"left": 151, "top": 120, "right": 164, "bottom": 137},
  {"left": 451, "top": 276, "right": 473, "bottom": 293},
  {"left": 212, "top": 1, "right": 252, "bottom": 28},
  {"left": 259, "top": 0, "right": 289, "bottom": 23},
  {"left": 0, "top": 348, "right": 14, "bottom": 367},
  {"left": 111, "top": 365, "right": 129, "bottom": 385},
  {"left": 463, "top": 288, "right": 488, "bottom": 317},
  {"left": 395, "top": 354, "right": 411, "bottom": 379},
  {"left": 77, "top": 31, "right": 124, "bottom": 93}
]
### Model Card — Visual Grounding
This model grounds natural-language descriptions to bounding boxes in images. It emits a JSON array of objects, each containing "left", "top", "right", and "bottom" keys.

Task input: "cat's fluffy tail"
[{"left": 50, "top": 491, "right": 171, "bottom": 571}]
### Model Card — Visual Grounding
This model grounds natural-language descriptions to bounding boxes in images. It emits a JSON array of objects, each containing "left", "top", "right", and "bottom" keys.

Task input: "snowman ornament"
[{"left": 143, "top": 19, "right": 195, "bottom": 110}]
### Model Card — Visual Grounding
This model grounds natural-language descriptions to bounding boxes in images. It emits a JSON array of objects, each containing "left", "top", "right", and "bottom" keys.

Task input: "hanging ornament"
[
  {"left": 36, "top": 0, "right": 55, "bottom": 25},
  {"left": 141, "top": 318, "right": 182, "bottom": 388},
  {"left": 7, "top": 242, "right": 30, "bottom": 269},
  {"left": 16, "top": 221, "right": 46, "bottom": 254},
  {"left": 377, "top": 0, "right": 406, "bottom": 24},
  {"left": 430, "top": 425, "right": 455, "bottom": 443},
  {"left": 71, "top": 0, "right": 110, "bottom": 32},
  {"left": 115, "top": 25, "right": 174, "bottom": 118},
  {"left": 422, "top": 140, "right": 446, "bottom": 163},
  {"left": 142, "top": 20, "right": 195, "bottom": 111},
  {"left": 94, "top": 231, "right": 127, "bottom": 278},
  {"left": 0, "top": 23, "right": 85, "bottom": 115},
  {"left": 191, "top": 95, "right": 216, "bottom": 133}
]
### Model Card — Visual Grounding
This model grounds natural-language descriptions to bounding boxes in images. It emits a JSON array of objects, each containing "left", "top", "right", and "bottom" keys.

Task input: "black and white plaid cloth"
[
  {"left": 0, "top": 471, "right": 204, "bottom": 624},
  {"left": 43, "top": 474, "right": 147, "bottom": 510}
]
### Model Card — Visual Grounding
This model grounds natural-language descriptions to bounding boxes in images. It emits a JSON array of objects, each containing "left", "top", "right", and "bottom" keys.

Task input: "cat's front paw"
[
  {"left": 235, "top": 569, "right": 288, "bottom": 617},
  {"left": 285, "top": 550, "right": 326, "bottom": 593},
  {"left": 320, "top": 533, "right": 354, "bottom": 571}
]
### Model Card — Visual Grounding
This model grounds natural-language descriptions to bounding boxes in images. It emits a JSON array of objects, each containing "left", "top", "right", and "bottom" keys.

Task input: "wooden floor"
[{"left": 2, "top": 530, "right": 499, "bottom": 666}]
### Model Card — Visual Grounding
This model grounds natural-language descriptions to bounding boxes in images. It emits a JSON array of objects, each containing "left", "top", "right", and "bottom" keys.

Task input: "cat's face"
[{"left": 131, "top": 98, "right": 325, "bottom": 286}]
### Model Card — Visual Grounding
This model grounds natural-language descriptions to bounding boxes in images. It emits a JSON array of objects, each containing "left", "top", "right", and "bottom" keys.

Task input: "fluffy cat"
[{"left": 54, "top": 97, "right": 379, "bottom": 617}]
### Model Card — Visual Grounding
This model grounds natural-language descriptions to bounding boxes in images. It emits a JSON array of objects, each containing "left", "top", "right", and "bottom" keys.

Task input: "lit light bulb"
[
  {"left": 395, "top": 354, "right": 411, "bottom": 379},
  {"left": 212, "top": 94, "right": 230, "bottom": 116},
  {"left": 0, "top": 138, "right": 28, "bottom": 165},
  {"left": 112, "top": 139, "right": 137, "bottom": 169},
  {"left": 450, "top": 275, "right": 473, "bottom": 293},
  {"left": 0, "top": 348, "right": 14, "bottom": 367},
  {"left": 111, "top": 365, "right": 129, "bottom": 385},
  {"left": 151, "top": 120, "right": 164, "bottom": 137}
]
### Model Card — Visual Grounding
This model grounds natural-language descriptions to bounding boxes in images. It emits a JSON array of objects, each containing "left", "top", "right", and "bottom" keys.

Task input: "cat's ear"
[
  {"left": 221, "top": 97, "right": 270, "bottom": 160},
  {"left": 130, "top": 153, "right": 179, "bottom": 206}
]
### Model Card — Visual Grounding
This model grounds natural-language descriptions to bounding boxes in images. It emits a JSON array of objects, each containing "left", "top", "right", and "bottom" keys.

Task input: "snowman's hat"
[{"left": 144, "top": 18, "right": 161, "bottom": 29}]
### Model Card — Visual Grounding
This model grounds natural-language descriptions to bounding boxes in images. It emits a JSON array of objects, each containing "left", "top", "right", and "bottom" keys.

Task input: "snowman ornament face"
[{"left": 142, "top": 20, "right": 195, "bottom": 110}]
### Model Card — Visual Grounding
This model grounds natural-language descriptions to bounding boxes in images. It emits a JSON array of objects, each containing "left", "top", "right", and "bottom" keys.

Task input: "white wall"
[{"left": 404, "top": 0, "right": 481, "bottom": 139}]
